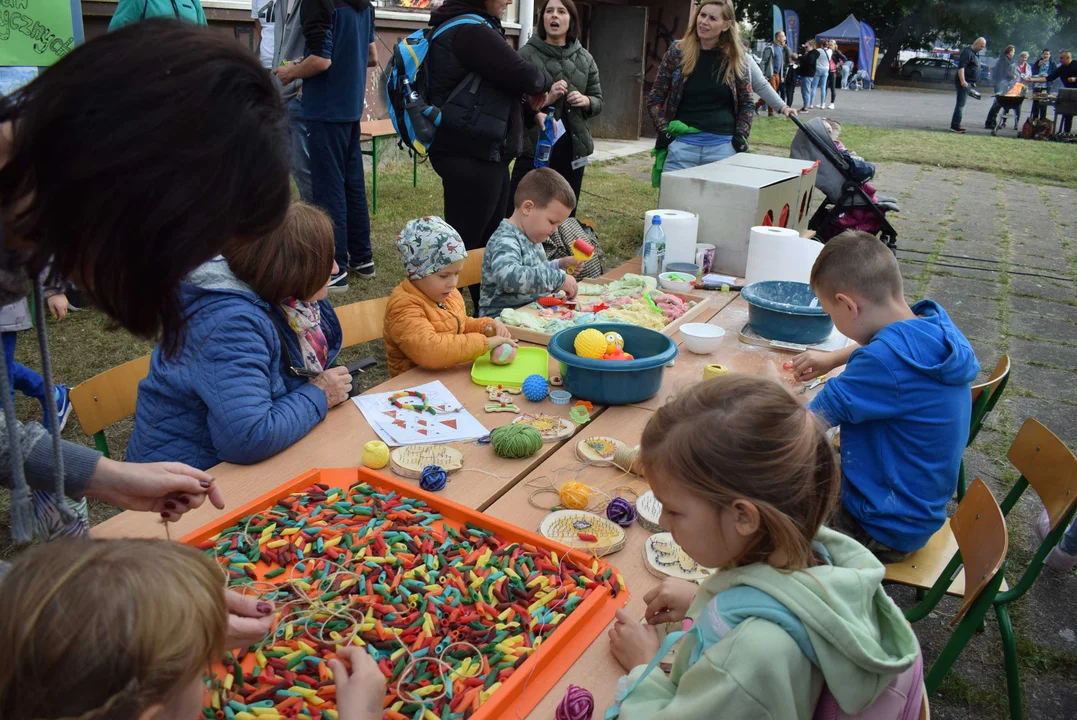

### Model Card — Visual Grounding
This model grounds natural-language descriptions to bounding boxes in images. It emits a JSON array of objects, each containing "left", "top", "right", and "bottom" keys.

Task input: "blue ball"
[{"left": 522, "top": 374, "right": 549, "bottom": 402}]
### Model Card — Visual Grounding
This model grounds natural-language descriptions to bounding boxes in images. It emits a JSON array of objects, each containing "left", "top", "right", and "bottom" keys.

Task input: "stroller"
[{"left": 789, "top": 115, "right": 898, "bottom": 250}]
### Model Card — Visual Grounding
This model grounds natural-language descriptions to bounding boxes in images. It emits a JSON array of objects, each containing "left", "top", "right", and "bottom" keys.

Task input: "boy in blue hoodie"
[{"left": 791, "top": 231, "right": 980, "bottom": 562}]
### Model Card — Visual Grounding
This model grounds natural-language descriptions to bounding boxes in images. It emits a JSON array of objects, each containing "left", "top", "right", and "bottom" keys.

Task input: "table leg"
[
  {"left": 371, "top": 136, "right": 379, "bottom": 215},
  {"left": 413, "top": 152, "right": 418, "bottom": 188}
]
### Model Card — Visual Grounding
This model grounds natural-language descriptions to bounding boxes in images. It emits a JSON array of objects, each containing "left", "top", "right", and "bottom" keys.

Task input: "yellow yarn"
[
  {"left": 362, "top": 440, "right": 390, "bottom": 469},
  {"left": 559, "top": 481, "right": 590, "bottom": 510},
  {"left": 702, "top": 364, "right": 728, "bottom": 380},
  {"left": 574, "top": 328, "right": 607, "bottom": 359}
]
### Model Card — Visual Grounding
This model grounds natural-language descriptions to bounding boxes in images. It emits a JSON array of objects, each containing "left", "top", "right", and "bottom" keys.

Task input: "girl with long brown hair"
[{"left": 606, "top": 375, "right": 921, "bottom": 719}]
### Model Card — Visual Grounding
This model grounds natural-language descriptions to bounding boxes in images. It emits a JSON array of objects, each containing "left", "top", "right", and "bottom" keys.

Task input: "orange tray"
[{"left": 181, "top": 467, "right": 630, "bottom": 719}]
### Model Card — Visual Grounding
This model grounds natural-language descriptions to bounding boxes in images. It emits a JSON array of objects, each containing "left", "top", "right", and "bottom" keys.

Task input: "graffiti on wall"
[{"left": 645, "top": 7, "right": 682, "bottom": 82}]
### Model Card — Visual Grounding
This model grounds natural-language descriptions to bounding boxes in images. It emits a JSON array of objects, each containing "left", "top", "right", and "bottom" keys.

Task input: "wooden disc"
[
  {"left": 636, "top": 490, "right": 665, "bottom": 532},
  {"left": 642, "top": 532, "right": 712, "bottom": 582},
  {"left": 389, "top": 444, "right": 464, "bottom": 479},
  {"left": 575, "top": 436, "right": 626, "bottom": 466},
  {"left": 539, "top": 510, "right": 626, "bottom": 557},
  {"left": 512, "top": 413, "right": 575, "bottom": 443}
]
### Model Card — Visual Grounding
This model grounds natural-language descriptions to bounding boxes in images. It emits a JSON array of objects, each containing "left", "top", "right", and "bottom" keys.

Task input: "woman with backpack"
[
  {"left": 510, "top": 0, "right": 601, "bottom": 216},
  {"left": 425, "top": 0, "right": 551, "bottom": 307}
]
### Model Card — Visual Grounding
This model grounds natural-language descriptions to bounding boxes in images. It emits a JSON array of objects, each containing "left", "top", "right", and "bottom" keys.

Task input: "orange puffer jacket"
[{"left": 384, "top": 279, "right": 494, "bottom": 377}]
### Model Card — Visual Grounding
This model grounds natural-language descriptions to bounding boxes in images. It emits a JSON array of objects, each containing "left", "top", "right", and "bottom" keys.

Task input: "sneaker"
[
  {"left": 65, "top": 287, "right": 87, "bottom": 312},
  {"left": 800, "top": 107, "right": 810, "bottom": 113},
  {"left": 52, "top": 385, "right": 72, "bottom": 431},
  {"left": 950, "top": 126, "right": 967, "bottom": 133},
  {"left": 347, "top": 262, "right": 375, "bottom": 279},
  {"left": 828, "top": 103, "right": 835, "bottom": 109},
  {"left": 1036, "top": 508, "right": 1077, "bottom": 573},
  {"left": 328, "top": 271, "right": 349, "bottom": 293}
]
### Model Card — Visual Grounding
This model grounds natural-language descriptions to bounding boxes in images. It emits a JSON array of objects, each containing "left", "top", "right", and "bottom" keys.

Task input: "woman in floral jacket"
[{"left": 646, "top": 0, "right": 752, "bottom": 176}]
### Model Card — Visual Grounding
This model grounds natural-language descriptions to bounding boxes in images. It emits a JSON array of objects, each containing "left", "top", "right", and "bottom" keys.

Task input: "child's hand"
[
  {"left": 487, "top": 335, "right": 518, "bottom": 350},
  {"left": 560, "top": 274, "right": 578, "bottom": 299},
  {"left": 47, "top": 293, "right": 69, "bottom": 322},
  {"left": 642, "top": 578, "right": 698, "bottom": 626},
  {"left": 791, "top": 349, "right": 838, "bottom": 381},
  {"left": 224, "top": 590, "right": 276, "bottom": 649},
  {"left": 557, "top": 256, "right": 581, "bottom": 271},
  {"left": 492, "top": 320, "right": 513, "bottom": 339},
  {"left": 609, "top": 609, "right": 660, "bottom": 672},
  {"left": 330, "top": 647, "right": 386, "bottom": 720}
]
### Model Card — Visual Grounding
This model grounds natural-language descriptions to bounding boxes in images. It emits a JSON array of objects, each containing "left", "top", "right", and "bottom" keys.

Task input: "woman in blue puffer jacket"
[{"left": 127, "top": 203, "right": 351, "bottom": 470}]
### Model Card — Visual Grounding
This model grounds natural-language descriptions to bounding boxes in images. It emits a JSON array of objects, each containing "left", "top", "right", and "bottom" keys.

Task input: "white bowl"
[
  {"left": 679, "top": 323, "right": 726, "bottom": 354},
  {"left": 658, "top": 272, "right": 695, "bottom": 293}
]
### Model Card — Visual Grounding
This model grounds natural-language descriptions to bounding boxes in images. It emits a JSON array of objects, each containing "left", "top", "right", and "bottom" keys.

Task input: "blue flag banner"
[
  {"left": 784, "top": 10, "right": 799, "bottom": 53},
  {"left": 772, "top": 5, "right": 782, "bottom": 42},
  {"left": 859, "top": 21, "right": 876, "bottom": 78}
]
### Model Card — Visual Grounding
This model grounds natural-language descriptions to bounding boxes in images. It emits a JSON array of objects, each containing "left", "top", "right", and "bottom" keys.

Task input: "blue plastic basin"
[
  {"left": 548, "top": 323, "right": 678, "bottom": 405},
  {"left": 740, "top": 281, "right": 834, "bottom": 345}
]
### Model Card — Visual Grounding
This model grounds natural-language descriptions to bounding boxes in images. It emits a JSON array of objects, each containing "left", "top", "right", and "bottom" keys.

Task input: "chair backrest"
[
  {"left": 69, "top": 354, "right": 152, "bottom": 437},
  {"left": 1057, "top": 88, "right": 1077, "bottom": 115},
  {"left": 968, "top": 354, "right": 1011, "bottom": 445},
  {"left": 949, "top": 478, "right": 1008, "bottom": 625},
  {"left": 459, "top": 247, "right": 484, "bottom": 288},
  {"left": 1007, "top": 418, "right": 1077, "bottom": 532},
  {"left": 336, "top": 297, "right": 390, "bottom": 349}
]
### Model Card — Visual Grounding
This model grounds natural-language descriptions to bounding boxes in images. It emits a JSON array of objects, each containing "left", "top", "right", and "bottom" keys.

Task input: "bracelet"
[{"left": 389, "top": 390, "right": 435, "bottom": 414}]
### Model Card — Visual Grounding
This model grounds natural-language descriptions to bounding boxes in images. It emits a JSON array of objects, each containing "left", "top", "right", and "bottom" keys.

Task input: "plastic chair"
[
  {"left": 458, "top": 247, "right": 485, "bottom": 289},
  {"left": 958, "top": 355, "right": 1012, "bottom": 500},
  {"left": 69, "top": 354, "right": 151, "bottom": 458},
  {"left": 888, "top": 478, "right": 1008, "bottom": 696},
  {"left": 335, "top": 296, "right": 391, "bottom": 349}
]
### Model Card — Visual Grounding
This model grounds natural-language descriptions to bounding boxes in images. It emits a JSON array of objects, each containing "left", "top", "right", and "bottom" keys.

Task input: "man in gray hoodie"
[{"left": 272, "top": 0, "right": 312, "bottom": 202}]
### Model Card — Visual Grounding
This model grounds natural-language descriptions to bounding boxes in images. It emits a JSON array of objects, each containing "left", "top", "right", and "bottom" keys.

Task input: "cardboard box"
[
  {"left": 659, "top": 162, "right": 801, "bottom": 276},
  {"left": 720, "top": 154, "right": 820, "bottom": 233}
]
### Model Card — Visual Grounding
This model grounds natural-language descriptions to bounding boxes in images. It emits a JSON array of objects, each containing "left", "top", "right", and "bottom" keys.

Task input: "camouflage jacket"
[{"left": 478, "top": 220, "right": 566, "bottom": 316}]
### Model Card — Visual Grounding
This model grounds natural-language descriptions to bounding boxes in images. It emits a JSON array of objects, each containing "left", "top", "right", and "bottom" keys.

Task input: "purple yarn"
[
  {"left": 556, "top": 684, "right": 595, "bottom": 720},
  {"left": 605, "top": 497, "right": 637, "bottom": 527}
]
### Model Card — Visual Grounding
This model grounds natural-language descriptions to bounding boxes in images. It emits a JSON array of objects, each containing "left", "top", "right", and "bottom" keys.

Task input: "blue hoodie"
[
  {"left": 810, "top": 300, "right": 980, "bottom": 552},
  {"left": 127, "top": 258, "right": 342, "bottom": 470}
]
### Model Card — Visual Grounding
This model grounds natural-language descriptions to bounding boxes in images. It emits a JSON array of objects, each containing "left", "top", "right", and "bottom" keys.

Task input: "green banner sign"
[{"left": 0, "top": 0, "right": 76, "bottom": 67}]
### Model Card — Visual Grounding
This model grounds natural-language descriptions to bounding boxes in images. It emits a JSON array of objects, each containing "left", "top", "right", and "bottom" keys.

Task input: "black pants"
[
  {"left": 1061, "top": 115, "right": 1074, "bottom": 134},
  {"left": 508, "top": 136, "right": 584, "bottom": 218},
  {"left": 827, "top": 71, "right": 838, "bottom": 104},
  {"left": 431, "top": 152, "right": 511, "bottom": 307}
]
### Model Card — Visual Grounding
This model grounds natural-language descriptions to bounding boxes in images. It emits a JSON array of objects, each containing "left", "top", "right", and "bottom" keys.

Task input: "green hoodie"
[
  {"left": 519, "top": 36, "right": 602, "bottom": 160},
  {"left": 109, "top": 0, "right": 207, "bottom": 31},
  {"left": 617, "top": 528, "right": 920, "bottom": 719}
]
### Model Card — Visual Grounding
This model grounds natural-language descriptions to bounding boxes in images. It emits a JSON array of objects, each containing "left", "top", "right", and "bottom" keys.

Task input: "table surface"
[{"left": 91, "top": 258, "right": 826, "bottom": 718}]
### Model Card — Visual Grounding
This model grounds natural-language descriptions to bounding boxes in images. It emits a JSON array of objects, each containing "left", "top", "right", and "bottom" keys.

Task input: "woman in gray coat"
[{"left": 511, "top": 0, "right": 601, "bottom": 214}]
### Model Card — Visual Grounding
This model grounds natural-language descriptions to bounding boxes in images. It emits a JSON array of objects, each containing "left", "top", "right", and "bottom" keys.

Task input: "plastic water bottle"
[
  {"left": 642, "top": 216, "right": 666, "bottom": 276},
  {"left": 400, "top": 76, "right": 438, "bottom": 150},
  {"left": 534, "top": 108, "right": 556, "bottom": 167}
]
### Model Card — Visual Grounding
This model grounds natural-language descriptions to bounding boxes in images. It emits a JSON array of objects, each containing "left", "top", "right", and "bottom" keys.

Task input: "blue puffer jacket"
[{"left": 126, "top": 258, "right": 342, "bottom": 470}]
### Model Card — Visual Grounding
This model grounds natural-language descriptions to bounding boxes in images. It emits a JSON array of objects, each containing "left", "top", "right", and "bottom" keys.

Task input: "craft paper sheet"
[{"left": 352, "top": 381, "right": 488, "bottom": 446}]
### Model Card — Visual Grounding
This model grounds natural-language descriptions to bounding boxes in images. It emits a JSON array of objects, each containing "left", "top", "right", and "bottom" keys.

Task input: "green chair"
[{"left": 958, "top": 354, "right": 1011, "bottom": 500}]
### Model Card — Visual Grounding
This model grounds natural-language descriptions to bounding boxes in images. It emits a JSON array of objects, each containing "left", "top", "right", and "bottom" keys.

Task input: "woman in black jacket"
[
  {"left": 826, "top": 41, "right": 846, "bottom": 109},
  {"left": 426, "top": 0, "right": 551, "bottom": 306}
]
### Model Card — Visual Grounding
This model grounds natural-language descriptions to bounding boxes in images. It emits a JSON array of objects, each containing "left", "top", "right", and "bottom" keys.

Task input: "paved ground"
[{"left": 598, "top": 151, "right": 1077, "bottom": 719}]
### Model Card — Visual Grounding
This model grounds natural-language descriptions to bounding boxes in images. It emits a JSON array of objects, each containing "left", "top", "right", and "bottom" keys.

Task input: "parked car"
[{"left": 898, "top": 57, "right": 958, "bottom": 83}]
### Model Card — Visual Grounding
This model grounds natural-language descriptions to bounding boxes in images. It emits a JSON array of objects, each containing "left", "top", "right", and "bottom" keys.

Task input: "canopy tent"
[
  {"left": 814, "top": 14, "right": 879, "bottom": 80},
  {"left": 815, "top": 14, "right": 862, "bottom": 43}
]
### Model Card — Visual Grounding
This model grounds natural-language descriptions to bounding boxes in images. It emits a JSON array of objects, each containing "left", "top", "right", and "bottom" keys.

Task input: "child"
[
  {"left": 791, "top": 231, "right": 980, "bottom": 562},
  {"left": 384, "top": 216, "right": 516, "bottom": 377},
  {"left": 821, "top": 119, "right": 900, "bottom": 212},
  {"left": 0, "top": 539, "right": 385, "bottom": 720},
  {"left": 607, "top": 375, "right": 921, "bottom": 719},
  {"left": 478, "top": 168, "right": 580, "bottom": 318}
]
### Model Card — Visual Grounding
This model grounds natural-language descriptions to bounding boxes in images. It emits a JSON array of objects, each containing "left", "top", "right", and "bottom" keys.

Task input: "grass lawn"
[{"left": 749, "top": 121, "right": 1077, "bottom": 189}]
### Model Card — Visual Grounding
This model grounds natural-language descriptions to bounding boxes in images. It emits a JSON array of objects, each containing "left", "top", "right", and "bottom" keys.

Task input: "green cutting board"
[{"left": 470, "top": 346, "right": 550, "bottom": 387}]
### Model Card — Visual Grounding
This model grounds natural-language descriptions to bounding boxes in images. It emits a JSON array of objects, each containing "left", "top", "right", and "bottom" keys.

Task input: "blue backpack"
[{"left": 384, "top": 13, "right": 492, "bottom": 156}]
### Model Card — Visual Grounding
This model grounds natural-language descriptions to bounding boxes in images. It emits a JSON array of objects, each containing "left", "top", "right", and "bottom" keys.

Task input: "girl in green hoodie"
[{"left": 607, "top": 375, "right": 922, "bottom": 720}]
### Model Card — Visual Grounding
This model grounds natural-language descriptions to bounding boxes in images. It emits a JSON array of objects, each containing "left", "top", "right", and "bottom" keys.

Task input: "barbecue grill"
[{"left": 991, "top": 83, "right": 1028, "bottom": 136}]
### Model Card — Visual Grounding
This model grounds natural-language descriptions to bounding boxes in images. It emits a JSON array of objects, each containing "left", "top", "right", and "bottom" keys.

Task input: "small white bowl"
[
  {"left": 658, "top": 272, "right": 695, "bottom": 293},
  {"left": 679, "top": 323, "right": 726, "bottom": 354}
]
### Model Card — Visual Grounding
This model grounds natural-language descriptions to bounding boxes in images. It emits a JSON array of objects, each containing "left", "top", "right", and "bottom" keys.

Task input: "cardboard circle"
[
  {"left": 575, "top": 436, "right": 627, "bottom": 466},
  {"left": 390, "top": 444, "right": 464, "bottom": 479},
  {"left": 642, "top": 532, "right": 712, "bottom": 582},
  {"left": 539, "top": 510, "right": 626, "bottom": 557}
]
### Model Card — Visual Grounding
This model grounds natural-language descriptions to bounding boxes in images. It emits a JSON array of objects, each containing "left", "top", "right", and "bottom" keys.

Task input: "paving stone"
[
  {"left": 1010, "top": 277, "right": 1077, "bottom": 304},
  {"left": 1007, "top": 338, "right": 1077, "bottom": 370},
  {"left": 1009, "top": 310, "right": 1077, "bottom": 343},
  {"left": 1010, "top": 295, "right": 1077, "bottom": 323},
  {"left": 928, "top": 274, "right": 1002, "bottom": 301},
  {"left": 1002, "top": 394, "right": 1077, "bottom": 447}
]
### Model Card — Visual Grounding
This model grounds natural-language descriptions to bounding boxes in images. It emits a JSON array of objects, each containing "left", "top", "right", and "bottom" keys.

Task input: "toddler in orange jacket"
[{"left": 384, "top": 217, "right": 515, "bottom": 377}]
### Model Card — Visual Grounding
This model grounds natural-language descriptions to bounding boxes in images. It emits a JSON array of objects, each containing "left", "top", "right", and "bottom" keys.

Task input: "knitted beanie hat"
[{"left": 395, "top": 216, "right": 468, "bottom": 281}]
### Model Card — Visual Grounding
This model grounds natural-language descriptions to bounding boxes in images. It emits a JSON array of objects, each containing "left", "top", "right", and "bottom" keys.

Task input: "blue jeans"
[
  {"left": 812, "top": 68, "right": 829, "bottom": 106},
  {"left": 288, "top": 97, "right": 312, "bottom": 203},
  {"left": 663, "top": 139, "right": 736, "bottom": 173},
  {"left": 308, "top": 119, "right": 372, "bottom": 269},
  {"left": 2, "top": 332, "right": 48, "bottom": 416},
  {"left": 951, "top": 85, "right": 968, "bottom": 128},
  {"left": 800, "top": 75, "right": 815, "bottom": 108},
  {"left": 1060, "top": 518, "right": 1077, "bottom": 556}
]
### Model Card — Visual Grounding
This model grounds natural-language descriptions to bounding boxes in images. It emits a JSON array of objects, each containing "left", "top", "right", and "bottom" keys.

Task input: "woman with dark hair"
[
  {"left": 425, "top": 0, "right": 551, "bottom": 307},
  {"left": 128, "top": 203, "right": 347, "bottom": 471},
  {"left": 646, "top": 0, "right": 752, "bottom": 175},
  {"left": 511, "top": 0, "right": 601, "bottom": 215},
  {"left": 0, "top": 20, "right": 290, "bottom": 551}
]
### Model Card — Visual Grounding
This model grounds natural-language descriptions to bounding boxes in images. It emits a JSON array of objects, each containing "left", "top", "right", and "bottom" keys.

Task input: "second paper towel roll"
[
  {"left": 744, "top": 226, "right": 822, "bottom": 286},
  {"left": 644, "top": 209, "right": 699, "bottom": 269}
]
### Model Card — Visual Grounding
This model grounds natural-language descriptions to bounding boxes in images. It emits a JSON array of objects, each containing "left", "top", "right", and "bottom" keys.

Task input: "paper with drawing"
[{"left": 352, "top": 380, "right": 488, "bottom": 446}]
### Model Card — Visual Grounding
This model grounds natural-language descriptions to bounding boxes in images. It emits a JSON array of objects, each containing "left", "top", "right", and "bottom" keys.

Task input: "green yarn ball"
[{"left": 490, "top": 424, "right": 544, "bottom": 459}]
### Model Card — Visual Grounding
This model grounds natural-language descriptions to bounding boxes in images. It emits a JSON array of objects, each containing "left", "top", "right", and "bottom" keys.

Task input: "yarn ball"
[
  {"left": 556, "top": 684, "right": 595, "bottom": 720},
  {"left": 574, "top": 328, "right": 607, "bottom": 359},
  {"left": 490, "top": 343, "right": 517, "bottom": 365},
  {"left": 490, "top": 424, "right": 543, "bottom": 459},
  {"left": 605, "top": 497, "right": 637, "bottom": 527},
  {"left": 559, "top": 481, "right": 590, "bottom": 510},
  {"left": 419, "top": 465, "right": 448, "bottom": 492},
  {"left": 522, "top": 374, "right": 549, "bottom": 402},
  {"left": 361, "top": 440, "right": 390, "bottom": 469}
]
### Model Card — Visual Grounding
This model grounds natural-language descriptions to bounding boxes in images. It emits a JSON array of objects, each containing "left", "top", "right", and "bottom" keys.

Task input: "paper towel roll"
[
  {"left": 744, "top": 226, "right": 822, "bottom": 286},
  {"left": 644, "top": 210, "right": 699, "bottom": 269}
]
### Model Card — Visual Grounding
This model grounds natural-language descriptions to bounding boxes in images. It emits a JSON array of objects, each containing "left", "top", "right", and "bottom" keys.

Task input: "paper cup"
[{"left": 694, "top": 243, "right": 716, "bottom": 274}]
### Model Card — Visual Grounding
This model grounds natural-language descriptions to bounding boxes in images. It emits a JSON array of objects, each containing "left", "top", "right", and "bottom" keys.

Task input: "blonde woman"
[{"left": 646, "top": 0, "right": 752, "bottom": 174}]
